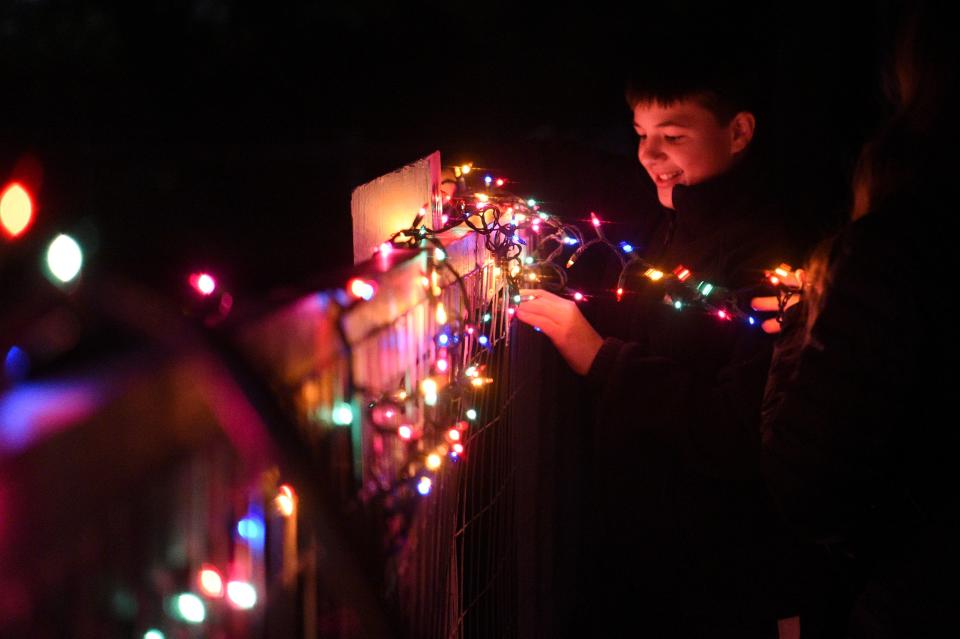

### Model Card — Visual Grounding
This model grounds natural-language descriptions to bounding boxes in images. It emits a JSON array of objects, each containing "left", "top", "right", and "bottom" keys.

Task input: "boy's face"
[{"left": 633, "top": 99, "right": 751, "bottom": 209}]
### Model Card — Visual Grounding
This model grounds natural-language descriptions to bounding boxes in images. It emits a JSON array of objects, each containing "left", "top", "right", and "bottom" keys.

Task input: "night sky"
[{"left": 2, "top": 1, "right": 887, "bottom": 305}]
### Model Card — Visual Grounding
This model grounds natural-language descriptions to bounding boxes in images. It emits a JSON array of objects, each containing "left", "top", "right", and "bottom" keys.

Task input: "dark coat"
[
  {"left": 573, "top": 155, "right": 805, "bottom": 637},
  {"left": 761, "top": 188, "right": 960, "bottom": 638}
]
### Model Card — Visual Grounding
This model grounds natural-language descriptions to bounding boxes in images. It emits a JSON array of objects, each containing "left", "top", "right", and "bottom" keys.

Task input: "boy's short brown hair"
[{"left": 624, "top": 27, "right": 761, "bottom": 124}]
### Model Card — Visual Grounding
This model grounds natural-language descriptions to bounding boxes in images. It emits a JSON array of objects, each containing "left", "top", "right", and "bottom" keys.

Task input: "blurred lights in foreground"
[
  {"left": 420, "top": 378, "right": 438, "bottom": 406},
  {"left": 198, "top": 565, "right": 224, "bottom": 598},
  {"left": 275, "top": 484, "right": 296, "bottom": 517},
  {"left": 643, "top": 268, "right": 664, "bottom": 282},
  {"left": 172, "top": 593, "right": 205, "bottom": 623},
  {"left": 4, "top": 346, "right": 29, "bottom": 382},
  {"left": 45, "top": 234, "right": 83, "bottom": 283},
  {"left": 226, "top": 581, "right": 258, "bottom": 610},
  {"left": 237, "top": 514, "right": 266, "bottom": 548},
  {"left": 348, "top": 278, "right": 376, "bottom": 301},
  {"left": 1, "top": 182, "right": 33, "bottom": 238},
  {"left": 188, "top": 272, "right": 217, "bottom": 296},
  {"left": 417, "top": 476, "right": 432, "bottom": 495},
  {"left": 331, "top": 401, "right": 354, "bottom": 425},
  {"left": 143, "top": 630, "right": 165, "bottom": 639}
]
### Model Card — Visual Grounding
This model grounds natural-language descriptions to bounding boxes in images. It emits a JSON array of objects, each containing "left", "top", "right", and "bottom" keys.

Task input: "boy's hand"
[
  {"left": 750, "top": 295, "right": 800, "bottom": 333},
  {"left": 516, "top": 289, "right": 603, "bottom": 375},
  {"left": 750, "top": 269, "right": 803, "bottom": 334}
]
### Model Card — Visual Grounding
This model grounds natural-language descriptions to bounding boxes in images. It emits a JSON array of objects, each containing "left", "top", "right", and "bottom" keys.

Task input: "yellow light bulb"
[
  {"left": 275, "top": 485, "right": 296, "bottom": 517},
  {"left": 643, "top": 268, "right": 664, "bottom": 281},
  {"left": 421, "top": 378, "right": 438, "bottom": 396},
  {"left": 426, "top": 453, "right": 442, "bottom": 470}
]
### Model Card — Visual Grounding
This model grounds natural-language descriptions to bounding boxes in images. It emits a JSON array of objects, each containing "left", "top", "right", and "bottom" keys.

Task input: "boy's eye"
[
  {"left": 636, "top": 134, "right": 647, "bottom": 143},
  {"left": 664, "top": 135, "right": 685, "bottom": 143}
]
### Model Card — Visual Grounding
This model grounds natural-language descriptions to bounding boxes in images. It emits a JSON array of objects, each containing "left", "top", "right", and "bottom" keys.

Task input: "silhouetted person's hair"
[{"left": 851, "top": 0, "right": 958, "bottom": 219}]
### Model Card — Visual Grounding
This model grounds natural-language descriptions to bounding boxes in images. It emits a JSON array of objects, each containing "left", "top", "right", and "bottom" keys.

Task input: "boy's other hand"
[
  {"left": 516, "top": 289, "right": 603, "bottom": 375},
  {"left": 751, "top": 268, "right": 804, "bottom": 333}
]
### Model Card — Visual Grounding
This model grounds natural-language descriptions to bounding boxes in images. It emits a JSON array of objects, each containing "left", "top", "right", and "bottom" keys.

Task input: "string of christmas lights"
[{"left": 326, "top": 162, "right": 804, "bottom": 561}]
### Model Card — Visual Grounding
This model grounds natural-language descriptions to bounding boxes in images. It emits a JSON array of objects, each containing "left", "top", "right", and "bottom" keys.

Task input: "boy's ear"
[{"left": 729, "top": 111, "right": 756, "bottom": 154}]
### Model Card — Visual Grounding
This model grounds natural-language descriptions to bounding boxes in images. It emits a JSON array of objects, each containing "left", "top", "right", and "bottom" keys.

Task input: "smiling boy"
[
  {"left": 518, "top": 93, "right": 760, "bottom": 375},
  {"left": 636, "top": 100, "right": 755, "bottom": 210},
  {"left": 516, "top": 64, "right": 802, "bottom": 636}
]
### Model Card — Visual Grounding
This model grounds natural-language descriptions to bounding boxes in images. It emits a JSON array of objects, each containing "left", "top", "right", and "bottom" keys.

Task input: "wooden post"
[{"left": 350, "top": 151, "right": 442, "bottom": 264}]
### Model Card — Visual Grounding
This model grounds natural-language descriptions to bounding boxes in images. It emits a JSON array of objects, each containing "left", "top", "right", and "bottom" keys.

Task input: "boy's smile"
[{"left": 633, "top": 98, "right": 754, "bottom": 209}]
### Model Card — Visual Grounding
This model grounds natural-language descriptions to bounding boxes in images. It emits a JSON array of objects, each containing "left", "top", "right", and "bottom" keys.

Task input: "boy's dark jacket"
[{"left": 555, "top": 153, "right": 807, "bottom": 637}]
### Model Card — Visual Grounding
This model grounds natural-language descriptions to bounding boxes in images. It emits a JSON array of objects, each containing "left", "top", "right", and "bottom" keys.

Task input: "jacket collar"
[{"left": 668, "top": 151, "right": 765, "bottom": 239}]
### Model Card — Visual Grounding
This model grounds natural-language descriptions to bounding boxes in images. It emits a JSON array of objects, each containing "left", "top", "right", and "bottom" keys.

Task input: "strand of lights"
[
  {"left": 335, "top": 163, "right": 796, "bottom": 519},
  {"left": 765, "top": 263, "right": 804, "bottom": 323}
]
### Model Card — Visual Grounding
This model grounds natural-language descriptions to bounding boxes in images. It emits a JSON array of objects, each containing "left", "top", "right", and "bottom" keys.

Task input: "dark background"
[{"left": 1, "top": 1, "right": 889, "bottom": 304}]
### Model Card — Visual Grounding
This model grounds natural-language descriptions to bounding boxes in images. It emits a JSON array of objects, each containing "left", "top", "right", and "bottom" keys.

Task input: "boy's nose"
[{"left": 639, "top": 141, "right": 665, "bottom": 163}]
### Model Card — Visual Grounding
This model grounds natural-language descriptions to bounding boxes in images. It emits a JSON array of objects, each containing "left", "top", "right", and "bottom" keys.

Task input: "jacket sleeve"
[{"left": 585, "top": 323, "right": 774, "bottom": 481}]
